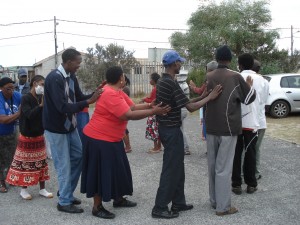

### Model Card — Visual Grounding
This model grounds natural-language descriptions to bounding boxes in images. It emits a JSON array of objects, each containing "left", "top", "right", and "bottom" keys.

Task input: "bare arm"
[
  {"left": 119, "top": 103, "right": 171, "bottom": 121},
  {"left": 0, "top": 110, "right": 21, "bottom": 124}
]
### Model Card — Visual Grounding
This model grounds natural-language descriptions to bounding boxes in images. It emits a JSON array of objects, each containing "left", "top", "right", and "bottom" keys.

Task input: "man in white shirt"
[
  {"left": 252, "top": 60, "right": 269, "bottom": 180},
  {"left": 232, "top": 53, "right": 266, "bottom": 195}
]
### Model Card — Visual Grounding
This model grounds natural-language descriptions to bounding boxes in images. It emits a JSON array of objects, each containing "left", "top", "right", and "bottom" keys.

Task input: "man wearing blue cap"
[
  {"left": 151, "top": 50, "right": 222, "bottom": 219},
  {"left": 15, "top": 68, "right": 30, "bottom": 95}
]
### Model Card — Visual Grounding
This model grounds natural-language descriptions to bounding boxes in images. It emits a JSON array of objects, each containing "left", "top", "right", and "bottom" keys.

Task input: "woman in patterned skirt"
[
  {"left": 6, "top": 75, "right": 53, "bottom": 200},
  {"left": 140, "top": 73, "right": 162, "bottom": 153}
]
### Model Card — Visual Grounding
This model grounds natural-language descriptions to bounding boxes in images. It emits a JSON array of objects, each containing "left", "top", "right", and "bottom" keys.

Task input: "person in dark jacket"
[
  {"left": 15, "top": 68, "right": 30, "bottom": 95},
  {"left": 43, "top": 48, "right": 102, "bottom": 214},
  {"left": 205, "top": 45, "right": 256, "bottom": 216}
]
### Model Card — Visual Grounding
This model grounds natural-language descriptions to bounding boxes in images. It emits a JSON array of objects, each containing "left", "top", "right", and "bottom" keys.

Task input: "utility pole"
[
  {"left": 291, "top": 25, "right": 294, "bottom": 56},
  {"left": 54, "top": 16, "right": 58, "bottom": 68}
]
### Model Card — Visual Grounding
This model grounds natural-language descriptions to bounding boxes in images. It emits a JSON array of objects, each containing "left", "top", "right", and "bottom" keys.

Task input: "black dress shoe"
[
  {"left": 152, "top": 208, "right": 179, "bottom": 219},
  {"left": 113, "top": 197, "right": 137, "bottom": 208},
  {"left": 57, "top": 191, "right": 81, "bottom": 205},
  {"left": 171, "top": 204, "right": 193, "bottom": 213},
  {"left": 92, "top": 205, "right": 115, "bottom": 219},
  {"left": 57, "top": 204, "right": 84, "bottom": 213},
  {"left": 72, "top": 197, "right": 82, "bottom": 205}
]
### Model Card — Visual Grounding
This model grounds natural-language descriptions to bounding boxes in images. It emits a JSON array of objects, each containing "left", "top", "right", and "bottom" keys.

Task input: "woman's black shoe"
[
  {"left": 92, "top": 205, "right": 115, "bottom": 219},
  {"left": 113, "top": 197, "right": 137, "bottom": 208}
]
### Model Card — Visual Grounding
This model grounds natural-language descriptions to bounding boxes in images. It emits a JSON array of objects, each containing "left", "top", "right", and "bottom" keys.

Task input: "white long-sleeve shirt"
[{"left": 240, "top": 70, "right": 268, "bottom": 131}]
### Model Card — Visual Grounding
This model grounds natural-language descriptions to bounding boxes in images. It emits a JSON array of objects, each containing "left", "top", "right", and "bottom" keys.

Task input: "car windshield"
[{"left": 263, "top": 76, "right": 271, "bottom": 82}]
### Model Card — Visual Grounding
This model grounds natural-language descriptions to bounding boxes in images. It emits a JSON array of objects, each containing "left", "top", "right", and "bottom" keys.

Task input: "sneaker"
[
  {"left": 246, "top": 186, "right": 257, "bottom": 194},
  {"left": 39, "top": 189, "right": 54, "bottom": 198},
  {"left": 232, "top": 186, "right": 242, "bottom": 195},
  {"left": 92, "top": 205, "right": 115, "bottom": 219},
  {"left": 216, "top": 207, "right": 238, "bottom": 216},
  {"left": 20, "top": 189, "right": 32, "bottom": 200}
]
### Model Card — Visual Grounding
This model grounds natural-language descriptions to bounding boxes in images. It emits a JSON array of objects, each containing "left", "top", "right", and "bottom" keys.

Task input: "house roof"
[{"left": 33, "top": 47, "right": 85, "bottom": 67}]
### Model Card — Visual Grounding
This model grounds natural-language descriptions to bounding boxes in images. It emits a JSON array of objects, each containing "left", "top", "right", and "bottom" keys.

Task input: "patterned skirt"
[
  {"left": 6, "top": 135, "right": 50, "bottom": 187},
  {"left": 145, "top": 115, "right": 159, "bottom": 141}
]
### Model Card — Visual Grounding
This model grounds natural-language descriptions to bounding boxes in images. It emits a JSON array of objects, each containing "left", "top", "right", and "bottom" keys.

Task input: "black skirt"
[{"left": 80, "top": 134, "right": 133, "bottom": 201}]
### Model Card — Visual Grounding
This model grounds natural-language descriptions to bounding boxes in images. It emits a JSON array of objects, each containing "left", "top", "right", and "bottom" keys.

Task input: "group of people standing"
[{"left": 0, "top": 45, "right": 268, "bottom": 219}]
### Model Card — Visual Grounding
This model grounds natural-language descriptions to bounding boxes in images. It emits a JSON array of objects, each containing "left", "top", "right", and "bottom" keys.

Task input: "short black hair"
[
  {"left": 150, "top": 72, "right": 160, "bottom": 84},
  {"left": 252, "top": 60, "right": 261, "bottom": 73},
  {"left": 62, "top": 49, "right": 81, "bottom": 63},
  {"left": 30, "top": 75, "right": 45, "bottom": 88},
  {"left": 238, "top": 53, "right": 254, "bottom": 70},
  {"left": 106, "top": 66, "right": 123, "bottom": 84},
  {"left": 215, "top": 45, "right": 232, "bottom": 62}
]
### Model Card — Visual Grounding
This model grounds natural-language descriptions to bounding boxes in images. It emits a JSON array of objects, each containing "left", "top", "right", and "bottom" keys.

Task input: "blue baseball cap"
[{"left": 162, "top": 50, "right": 185, "bottom": 66}]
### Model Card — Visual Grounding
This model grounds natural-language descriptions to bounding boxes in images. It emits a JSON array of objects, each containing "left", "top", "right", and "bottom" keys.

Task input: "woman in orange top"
[{"left": 81, "top": 66, "right": 170, "bottom": 219}]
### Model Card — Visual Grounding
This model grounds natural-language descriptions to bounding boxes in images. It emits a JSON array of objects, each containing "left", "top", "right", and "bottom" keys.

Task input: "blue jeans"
[{"left": 44, "top": 129, "right": 82, "bottom": 206}]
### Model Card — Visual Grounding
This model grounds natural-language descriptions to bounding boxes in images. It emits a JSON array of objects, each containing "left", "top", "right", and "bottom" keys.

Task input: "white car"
[{"left": 263, "top": 73, "right": 300, "bottom": 118}]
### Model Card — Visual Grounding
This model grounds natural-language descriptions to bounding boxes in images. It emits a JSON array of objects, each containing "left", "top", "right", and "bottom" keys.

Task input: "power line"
[
  {"left": 0, "top": 32, "right": 52, "bottom": 41},
  {"left": 57, "top": 19, "right": 187, "bottom": 31},
  {"left": 0, "top": 19, "right": 52, "bottom": 26},
  {"left": 58, "top": 32, "right": 169, "bottom": 44},
  {"left": 0, "top": 18, "right": 299, "bottom": 33}
]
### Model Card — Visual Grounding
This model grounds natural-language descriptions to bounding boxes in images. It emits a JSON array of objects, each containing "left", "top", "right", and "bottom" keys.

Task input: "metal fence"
[
  {"left": 127, "top": 62, "right": 193, "bottom": 97},
  {"left": 127, "top": 62, "right": 164, "bottom": 97}
]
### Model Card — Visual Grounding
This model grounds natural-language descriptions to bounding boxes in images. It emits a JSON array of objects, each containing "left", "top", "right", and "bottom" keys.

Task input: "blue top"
[{"left": 0, "top": 91, "right": 21, "bottom": 135}]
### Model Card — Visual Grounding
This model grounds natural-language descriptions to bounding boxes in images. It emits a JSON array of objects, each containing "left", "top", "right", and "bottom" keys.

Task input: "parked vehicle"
[{"left": 263, "top": 73, "right": 300, "bottom": 118}]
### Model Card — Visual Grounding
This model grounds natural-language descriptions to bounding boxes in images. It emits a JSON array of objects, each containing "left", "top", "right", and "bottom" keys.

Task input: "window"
[
  {"left": 287, "top": 76, "right": 300, "bottom": 88},
  {"left": 280, "top": 77, "right": 289, "bottom": 88}
]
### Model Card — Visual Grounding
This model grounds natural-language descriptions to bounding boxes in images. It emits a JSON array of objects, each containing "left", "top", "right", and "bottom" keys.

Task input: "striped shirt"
[{"left": 156, "top": 73, "right": 190, "bottom": 127}]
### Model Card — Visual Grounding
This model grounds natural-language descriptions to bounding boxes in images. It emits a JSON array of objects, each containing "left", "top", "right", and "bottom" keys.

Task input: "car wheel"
[{"left": 270, "top": 100, "right": 290, "bottom": 118}]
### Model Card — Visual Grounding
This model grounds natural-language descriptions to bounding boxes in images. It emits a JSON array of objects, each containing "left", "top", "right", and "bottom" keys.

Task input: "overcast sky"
[{"left": 0, "top": 0, "right": 299, "bottom": 67}]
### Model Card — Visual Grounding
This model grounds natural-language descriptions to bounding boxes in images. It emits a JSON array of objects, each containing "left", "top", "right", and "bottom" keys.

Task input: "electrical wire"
[
  {"left": 0, "top": 32, "right": 52, "bottom": 41},
  {"left": 0, "top": 19, "right": 53, "bottom": 26},
  {"left": 57, "top": 19, "right": 187, "bottom": 31},
  {"left": 58, "top": 32, "right": 169, "bottom": 44}
]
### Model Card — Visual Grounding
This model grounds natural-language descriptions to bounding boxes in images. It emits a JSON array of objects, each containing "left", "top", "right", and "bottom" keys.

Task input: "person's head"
[
  {"left": 206, "top": 61, "right": 218, "bottom": 72},
  {"left": 215, "top": 45, "right": 232, "bottom": 64},
  {"left": 0, "top": 77, "right": 15, "bottom": 99},
  {"left": 106, "top": 66, "right": 125, "bottom": 87},
  {"left": 150, "top": 72, "right": 160, "bottom": 85},
  {"left": 162, "top": 50, "right": 185, "bottom": 75},
  {"left": 252, "top": 59, "right": 261, "bottom": 73},
  {"left": 18, "top": 68, "right": 28, "bottom": 85},
  {"left": 30, "top": 75, "right": 45, "bottom": 95},
  {"left": 61, "top": 48, "right": 82, "bottom": 74},
  {"left": 238, "top": 53, "right": 254, "bottom": 72}
]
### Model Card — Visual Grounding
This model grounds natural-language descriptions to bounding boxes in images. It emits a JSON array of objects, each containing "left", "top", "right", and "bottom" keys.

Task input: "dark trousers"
[
  {"left": 154, "top": 126, "right": 186, "bottom": 210},
  {"left": 232, "top": 130, "right": 258, "bottom": 188}
]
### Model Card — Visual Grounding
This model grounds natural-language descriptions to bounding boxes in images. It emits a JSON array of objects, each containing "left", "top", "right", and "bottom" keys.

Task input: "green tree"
[
  {"left": 77, "top": 43, "right": 138, "bottom": 90},
  {"left": 170, "top": 0, "right": 299, "bottom": 73}
]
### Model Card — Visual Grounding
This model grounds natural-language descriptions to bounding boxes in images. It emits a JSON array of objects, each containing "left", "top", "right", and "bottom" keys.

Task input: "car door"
[{"left": 281, "top": 75, "right": 300, "bottom": 111}]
